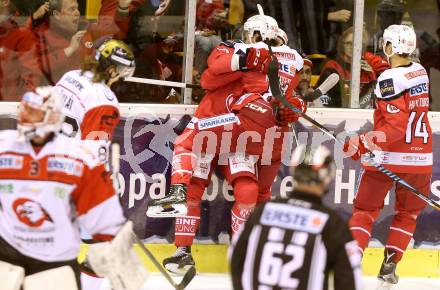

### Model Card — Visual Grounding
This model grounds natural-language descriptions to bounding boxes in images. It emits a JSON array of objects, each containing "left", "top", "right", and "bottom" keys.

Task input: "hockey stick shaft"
[
  {"left": 110, "top": 143, "right": 196, "bottom": 289},
  {"left": 267, "top": 48, "right": 440, "bottom": 211}
]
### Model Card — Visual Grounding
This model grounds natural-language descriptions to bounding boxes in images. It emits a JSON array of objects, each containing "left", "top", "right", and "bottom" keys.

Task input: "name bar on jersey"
[
  {"left": 47, "top": 157, "right": 84, "bottom": 176},
  {"left": 261, "top": 202, "right": 329, "bottom": 234},
  {"left": 362, "top": 151, "right": 433, "bottom": 167},
  {"left": 0, "top": 155, "right": 24, "bottom": 169},
  {"left": 189, "top": 114, "right": 239, "bottom": 130}
]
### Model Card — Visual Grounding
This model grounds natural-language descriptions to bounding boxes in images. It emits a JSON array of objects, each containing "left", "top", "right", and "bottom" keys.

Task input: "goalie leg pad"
[
  {"left": 87, "top": 221, "right": 149, "bottom": 290},
  {"left": 0, "top": 260, "right": 24, "bottom": 290},
  {"left": 23, "top": 266, "right": 78, "bottom": 290}
]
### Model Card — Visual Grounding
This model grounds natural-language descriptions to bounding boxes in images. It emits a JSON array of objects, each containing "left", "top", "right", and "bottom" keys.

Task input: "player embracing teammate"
[
  {"left": 147, "top": 9, "right": 306, "bottom": 274},
  {"left": 344, "top": 24, "right": 432, "bottom": 289}
]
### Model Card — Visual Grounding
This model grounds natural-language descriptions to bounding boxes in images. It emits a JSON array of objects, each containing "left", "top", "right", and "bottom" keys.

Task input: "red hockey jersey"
[{"left": 362, "top": 62, "right": 432, "bottom": 173}]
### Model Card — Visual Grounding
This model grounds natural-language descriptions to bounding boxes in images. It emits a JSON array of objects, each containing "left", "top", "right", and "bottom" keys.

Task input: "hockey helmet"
[
  {"left": 17, "top": 86, "right": 65, "bottom": 141},
  {"left": 277, "top": 28, "right": 288, "bottom": 45},
  {"left": 290, "top": 145, "right": 336, "bottom": 191},
  {"left": 95, "top": 39, "right": 136, "bottom": 78},
  {"left": 382, "top": 24, "right": 416, "bottom": 57},
  {"left": 243, "top": 14, "right": 278, "bottom": 42}
]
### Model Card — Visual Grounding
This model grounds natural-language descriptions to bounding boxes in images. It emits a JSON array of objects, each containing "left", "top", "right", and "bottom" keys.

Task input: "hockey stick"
[
  {"left": 267, "top": 48, "right": 440, "bottom": 211},
  {"left": 110, "top": 143, "right": 197, "bottom": 290},
  {"left": 132, "top": 235, "right": 197, "bottom": 290},
  {"left": 303, "top": 73, "right": 340, "bottom": 102}
]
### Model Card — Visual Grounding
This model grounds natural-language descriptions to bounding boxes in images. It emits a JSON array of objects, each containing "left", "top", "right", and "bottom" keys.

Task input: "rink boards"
[
  {"left": 77, "top": 244, "right": 440, "bottom": 278},
  {"left": 0, "top": 103, "right": 439, "bottom": 277}
]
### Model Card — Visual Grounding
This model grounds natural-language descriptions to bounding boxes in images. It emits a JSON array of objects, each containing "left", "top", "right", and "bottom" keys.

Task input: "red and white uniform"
[
  {"left": 349, "top": 62, "right": 432, "bottom": 263},
  {"left": 56, "top": 70, "right": 120, "bottom": 140},
  {"left": 362, "top": 62, "right": 432, "bottom": 173},
  {"left": 0, "top": 130, "right": 124, "bottom": 262},
  {"left": 174, "top": 44, "right": 304, "bottom": 244},
  {"left": 172, "top": 41, "right": 269, "bottom": 186}
]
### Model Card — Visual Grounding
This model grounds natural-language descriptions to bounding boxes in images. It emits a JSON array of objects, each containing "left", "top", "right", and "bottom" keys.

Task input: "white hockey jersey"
[
  {"left": 0, "top": 130, "right": 125, "bottom": 262},
  {"left": 55, "top": 70, "right": 120, "bottom": 140}
]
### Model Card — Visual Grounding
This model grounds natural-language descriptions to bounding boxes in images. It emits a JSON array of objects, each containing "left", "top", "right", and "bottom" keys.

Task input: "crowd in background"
[{"left": 1, "top": 0, "right": 439, "bottom": 108}]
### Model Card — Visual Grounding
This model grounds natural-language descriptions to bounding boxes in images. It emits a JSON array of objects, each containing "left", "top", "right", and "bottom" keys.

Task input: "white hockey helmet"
[
  {"left": 290, "top": 145, "right": 336, "bottom": 191},
  {"left": 243, "top": 14, "right": 279, "bottom": 42},
  {"left": 382, "top": 24, "right": 416, "bottom": 57},
  {"left": 17, "top": 86, "right": 65, "bottom": 141},
  {"left": 277, "top": 28, "right": 288, "bottom": 45}
]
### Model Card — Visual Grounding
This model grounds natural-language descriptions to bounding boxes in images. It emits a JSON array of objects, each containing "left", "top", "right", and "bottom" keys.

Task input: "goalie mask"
[
  {"left": 382, "top": 24, "right": 416, "bottom": 58},
  {"left": 290, "top": 145, "right": 336, "bottom": 192},
  {"left": 95, "top": 39, "right": 136, "bottom": 79},
  {"left": 17, "top": 86, "right": 65, "bottom": 142}
]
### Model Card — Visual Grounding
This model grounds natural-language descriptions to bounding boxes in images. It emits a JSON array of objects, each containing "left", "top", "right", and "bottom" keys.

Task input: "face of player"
[
  {"left": 298, "top": 64, "right": 312, "bottom": 94},
  {"left": 53, "top": 0, "right": 80, "bottom": 35}
]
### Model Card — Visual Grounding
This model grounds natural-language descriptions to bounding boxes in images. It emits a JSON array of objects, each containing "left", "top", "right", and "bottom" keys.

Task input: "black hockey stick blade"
[
  {"left": 177, "top": 265, "right": 197, "bottom": 290},
  {"left": 267, "top": 47, "right": 338, "bottom": 141}
]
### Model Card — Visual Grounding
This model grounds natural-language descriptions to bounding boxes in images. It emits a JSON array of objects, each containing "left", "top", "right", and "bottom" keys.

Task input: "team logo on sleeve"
[
  {"left": 386, "top": 104, "right": 400, "bottom": 113},
  {"left": 379, "top": 78, "right": 395, "bottom": 97},
  {"left": 13, "top": 198, "right": 53, "bottom": 227}
]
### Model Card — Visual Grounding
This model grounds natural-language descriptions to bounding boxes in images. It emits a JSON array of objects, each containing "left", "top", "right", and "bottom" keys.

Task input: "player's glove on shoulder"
[
  {"left": 238, "top": 47, "right": 272, "bottom": 73},
  {"left": 277, "top": 96, "right": 307, "bottom": 125}
]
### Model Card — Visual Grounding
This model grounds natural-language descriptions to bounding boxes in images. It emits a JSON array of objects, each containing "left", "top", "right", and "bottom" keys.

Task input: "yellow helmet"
[{"left": 95, "top": 39, "right": 136, "bottom": 78}]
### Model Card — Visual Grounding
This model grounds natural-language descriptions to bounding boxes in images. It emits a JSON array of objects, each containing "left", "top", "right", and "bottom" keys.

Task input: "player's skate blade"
[
  {"left": 376, "top": 260, "right": 398, "bottom": 290},
  {"left": 163, "top": 247, "right": 196, "bottom": 275},
  {"left": 146, "top": 184, "right": 187, "bottom": 218},
  {"left": 146, "top": 204, "right": 187, "bottom": 218}
]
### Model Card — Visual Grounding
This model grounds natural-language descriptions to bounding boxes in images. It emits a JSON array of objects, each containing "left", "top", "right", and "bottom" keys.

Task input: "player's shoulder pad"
[
  {"left": 375, "top": 69, "right": 405, "bottom": 100},
  {"left": 220, "top": 39, "right": 242, "bottom": 48},
  {"left": 52, "top": 135, "right": 104, "bottom": 168},
  {"left": 84, "top": 83, "right": 119, "bottom": 111},
  {"left": 0, "top": 130, "right": 22, "bottom": 153}
]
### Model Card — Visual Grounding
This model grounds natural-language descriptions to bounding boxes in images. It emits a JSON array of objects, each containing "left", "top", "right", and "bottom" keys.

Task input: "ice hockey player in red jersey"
[
  {"left": 159, "top": 25, "right": 306, "bottom": 273},
  {"left": 0, "top": 88, "right": 148, "bottom": 290},
  {"left": 146, "top": 13, "right": 277, "bottom": 219},
  {"left": 55, "top": 38, "right": 135, "bottom": 141},
  {"left": 343, "top": 24, "right": 432, "bottom": 289}
]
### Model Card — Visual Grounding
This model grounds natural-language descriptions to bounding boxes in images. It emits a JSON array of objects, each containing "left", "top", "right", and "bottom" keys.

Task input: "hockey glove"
[
  {"left": 343, "top": 133, "right": 376, "bottom": 160},
  {"left": 277, "top": 96, "right": 307, "bottom": 125},
  {"left": 239, "top": 47, "right": 272, "bottom": 73}
]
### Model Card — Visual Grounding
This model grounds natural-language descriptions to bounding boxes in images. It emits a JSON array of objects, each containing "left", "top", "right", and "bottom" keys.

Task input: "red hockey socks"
[
  {"left": 349, "top": 209, "right": 379, "bottom": 254},
  {"left": 231, "top": 177, "right": 258, "bottom": 235},
  {"left": 385, "top": 211, "right": 417, "bottom": 263},
  {"left": 171, "top": 147, "right": 196, "bottom": 186},
  {"left": 175, "top": 206, "right": 200, "bottom": 247},
  {"left": 174, "top": 179, "right": 205, "bottom": 247}
]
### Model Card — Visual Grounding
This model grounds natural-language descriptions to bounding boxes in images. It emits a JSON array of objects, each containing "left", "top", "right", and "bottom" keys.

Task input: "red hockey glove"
[
  {"left": 277, "top": 96, "right": 307, "bottom": 125},
  {"left": 240, "top": 47, "right": 272, "bottom": 73},
  {"left": 363, "top": 52, "right": 390, "bottom": 74},
  {"left": 343, "top": 133, "right": 376, "bottom": 160}
]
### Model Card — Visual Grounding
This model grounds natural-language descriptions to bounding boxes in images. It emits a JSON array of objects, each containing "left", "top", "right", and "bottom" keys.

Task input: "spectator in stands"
[
  {"left": 297, "top": 56, "right": 317, "bottom": 106},
  {"left": 33, "top": 0, "right": 135, "bottom": 85},
  {"left": 316, "top": 26, "right": 376, "bottom": 108},
  {"left": 114, "top": 33, "right": 184, "bottom": 103},
  {"left": 0, "top": 0, "right": 41, "bottom": 101}
]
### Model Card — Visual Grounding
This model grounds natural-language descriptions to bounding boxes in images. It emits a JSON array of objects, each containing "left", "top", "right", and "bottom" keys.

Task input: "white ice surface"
[{"left": 88, "top": 273, "right": 440, "bottom": 290}]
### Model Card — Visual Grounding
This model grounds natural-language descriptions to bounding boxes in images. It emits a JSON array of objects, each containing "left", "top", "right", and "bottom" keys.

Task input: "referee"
[{"left": 229, "top": 145, "right": 362, "bottom": 290}]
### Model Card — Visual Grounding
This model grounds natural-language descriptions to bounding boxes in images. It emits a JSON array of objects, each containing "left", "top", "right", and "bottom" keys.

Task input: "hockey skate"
[
  {"left": 163, "top": 246, "right": 196, "bottom": 275},
  {"left": 376, "top": 251, "right": 399, "bottom": 290},
  {"left": 146, "top": 184, "right": 188, "bottom": 217}
]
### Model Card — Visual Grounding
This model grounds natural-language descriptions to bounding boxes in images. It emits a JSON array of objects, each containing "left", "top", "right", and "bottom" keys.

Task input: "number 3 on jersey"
[{"left": 405, "top": 111, "right": 429, "bottom": 144}]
